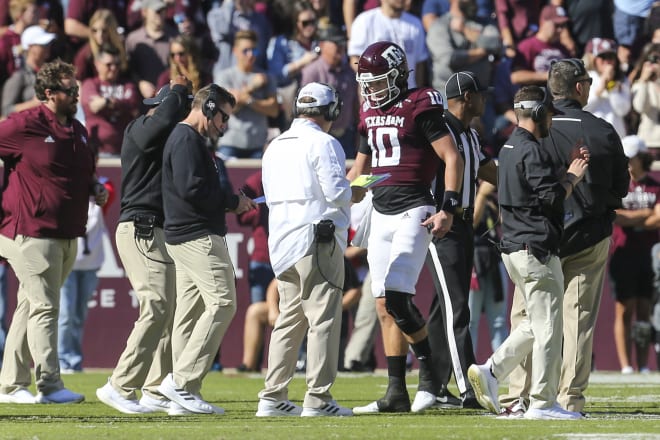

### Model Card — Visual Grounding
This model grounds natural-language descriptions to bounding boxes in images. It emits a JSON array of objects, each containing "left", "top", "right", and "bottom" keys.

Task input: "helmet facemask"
[{"left": 357, "top": 67, "right": 402, "bottom": 109}]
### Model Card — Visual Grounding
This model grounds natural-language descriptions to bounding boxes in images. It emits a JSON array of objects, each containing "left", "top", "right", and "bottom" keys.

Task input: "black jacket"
[
  {"left": 540, "top": 99, "right": 630, "bottom": 257},
  {"left": 161, "top": 124, "right": 239, "bottom": 244},
  {"left": 118, "top": 84, "right": 191, "bottom": 224},
  {"left": 498, "top": 127, "right": 567, "bottom": 262}
]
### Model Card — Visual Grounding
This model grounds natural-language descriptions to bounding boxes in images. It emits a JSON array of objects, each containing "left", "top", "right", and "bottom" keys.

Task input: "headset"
[
  {"left": 202, "top": 84, "right": 220, "bottom": 119},
  {"left": 292, "top": 83, "right": 342, "bottom": 122},
  {"left": 513, "top": 87, "right": 548, "bottom": 122}
]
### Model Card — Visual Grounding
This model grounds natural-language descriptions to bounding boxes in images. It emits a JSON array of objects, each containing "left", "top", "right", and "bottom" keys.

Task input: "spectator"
[
  {"left": 613, "top": 0, "right": 654, "bottom": 73},
  {"left": 563, "top": 0, "right": 614, "bottom": 56},
  {"left": 494, "top": 0, "right": 541, "bottom": 59},
  {"left": 207, "top": 0, "right": 271, "bottom": 76},
  {"left": 216, "top": 29, "right": 279, "bottom": 160},
  {"left": 239, "top": 277, "right": 280, "bottom": 372},
  {"left": 95, "top": 77, "right": 192, "bottom": 415},
  {"left": 426, "top": 0, "right": 501, "bottom": 98},
  {"left": 125, "top": 0, "right": 178, "bottom": 101},
  {"left": 80, "top": 44, "right": 140, "bottom": 156},
  {"left": 256, "top": 82, "right": 354, "bottom": 418},
  {"left": 468, "top": 85, "right": 587, "bottom": 420},
  {"left": 1, "top": 24, "right": 55, "bottom": 117},
  {"left": 651, "top": 241, "right": 660, "bottom": 371},
  {"left": 630, "top": 43, "right": 660, "bottom": 158},
  {"left": 611, "top": 135, "right": 660, "bottom": 375},
  {"left": 583, "top": 37, "right": 631, "bottom": 139},
  {"left": 423, "top": 0, "right": 495, "bottom": 31},
  {"left": 64, "top": 0, "right": 129, "bottom": 46},
  {"left": 342, "top": 0, "right": 380, "bottom": 39},
  {"left": 301, "top": 23, "right": 358, "bottom": 158},
  {"left": 267, "top": 1, "right": 320, "bottom": 129},
  {"left": 72, "top": 9, "right": 128, "bottom": 82},
  {"left": 157, "top": 34, "right": 211, "bottom": 93},
  {"left": 348, "top": 0, "right": 429, "bottom": 88},
  {"left": 0, "top": 0, "right": 40, "bottom": 97},
  {"left": 0, "top": 59, "right": 107, "bottom": 405},
  {"left": 510, "top": 4, "right": 571, "bottom": 86},
  {"left": 468, "top": 181, "right": 508, "bottom": 355},
  {"left": 157, "top": 84, "right": 255, "bottom": 415},
  {"left": 169, "top": 8, "right": 218, "bottom": 72},
  {"left": 235, "top": 170, "right": 273, "bottom": 373},
  {"left": 58, "top": 166, "right": 116, "bottom": 374}
]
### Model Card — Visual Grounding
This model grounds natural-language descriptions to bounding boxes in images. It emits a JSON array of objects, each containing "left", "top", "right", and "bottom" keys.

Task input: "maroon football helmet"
[{"left": 356, "top": 41, "right": 410, "bottom": 108}]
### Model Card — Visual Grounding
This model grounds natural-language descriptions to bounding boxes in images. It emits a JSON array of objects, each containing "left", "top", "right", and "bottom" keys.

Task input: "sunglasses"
[
  {"left": 300, "top": 19, "right": 316, "bottom": 27},
  {"left": 647, "top": 54, "right": 659, "bottom": 64},
  {"left": 576, "top": 77, "right": 593, "bottom": 86},
  {"left": 51, "top": 85, "right": 79, "bottom": 97},
  {"left": 170, "top": 51, "right": 186, "bottom": 58},
  {"left": 217, "top": 107, "right": 230, "bottom": 123}
]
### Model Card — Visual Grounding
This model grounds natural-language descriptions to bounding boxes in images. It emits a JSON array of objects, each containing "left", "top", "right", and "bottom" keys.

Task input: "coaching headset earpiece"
[
  {"left": 292, "top": 83, "right": 342, "bottom": 122},
  {"left": 202, "top": 84, "right": 220, "bottom": 119},
  {"left": 513, "top": 87, "right": 548, "bottom": 122}
]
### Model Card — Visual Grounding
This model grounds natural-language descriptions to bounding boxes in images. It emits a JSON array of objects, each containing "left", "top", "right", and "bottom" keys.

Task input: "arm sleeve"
[
  {"left": 524, "top": 146, "right": 566, "bottom": 212},
  {"left": 314, "top": 139, "right": 352, "bottom": 207},
  {"left": 0, "top": 114, "right": 24, "bottom": 158},
  {"left": 130, "top": 84, "right": 189, "bottom": 153},
  {"left": 415, "top": 109, "right": 450, "bottom": 143}
]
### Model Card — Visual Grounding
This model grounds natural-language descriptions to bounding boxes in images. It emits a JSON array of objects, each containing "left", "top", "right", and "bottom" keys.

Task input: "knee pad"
[
  {"left": 632, "top": 321, "right": 652, "bottom": 348},
  {"left": 384, "top": 291, "right": 425, "bottom": 335}
]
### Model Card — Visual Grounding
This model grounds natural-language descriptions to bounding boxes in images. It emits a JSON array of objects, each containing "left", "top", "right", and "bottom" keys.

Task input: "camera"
[{"left": 314, "top": 219, "right": 335, "bottom": 243}]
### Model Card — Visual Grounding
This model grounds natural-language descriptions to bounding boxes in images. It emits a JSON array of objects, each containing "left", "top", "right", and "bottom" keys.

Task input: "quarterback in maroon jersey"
[{"left": 348, "top": 41, "right": 464, "bottom": 414}]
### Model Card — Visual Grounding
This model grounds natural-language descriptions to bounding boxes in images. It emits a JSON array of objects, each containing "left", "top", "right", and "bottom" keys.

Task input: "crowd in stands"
[{"left": 0, "top": 0, "right": 656, "bottom": 159}]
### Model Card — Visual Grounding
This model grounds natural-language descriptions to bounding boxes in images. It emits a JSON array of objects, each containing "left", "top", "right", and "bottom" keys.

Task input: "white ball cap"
[
  {"left": 296, "top": 82, "right": 335, "bottom": 109},
  {"left": 21, "top": 25, "right": 56, "bottom": 50},
  {"left": 622, "top": 135, "right": 647, "bottom": 158}
]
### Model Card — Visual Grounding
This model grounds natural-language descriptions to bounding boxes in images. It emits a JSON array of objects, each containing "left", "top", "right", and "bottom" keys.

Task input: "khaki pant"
[
  {"left": 501, "top": 238, "right": 610, "bottom": 412},
  {"left": 493, "top": 251, "right": 564, "bottom": 410},
  {"left": 0, "top": 234, "right": 76, "bottom": 394},
  {"left": 166, "top": 234, "right": 237, "bottom": 395},
  {"left": 259, "top": 240, "right": 344, "bottom": 408},
  {"left": 110, "top": 222, "right": 176, "bottom": 400}
]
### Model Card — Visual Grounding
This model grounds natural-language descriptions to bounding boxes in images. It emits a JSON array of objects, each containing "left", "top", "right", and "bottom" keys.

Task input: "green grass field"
[{"left": 0, "top": 370, "right": 659, "bottom": 439}]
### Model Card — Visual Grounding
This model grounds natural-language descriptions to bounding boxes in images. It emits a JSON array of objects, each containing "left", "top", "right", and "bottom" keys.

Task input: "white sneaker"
[
  {"left": 0, "top": 389, "right": 35, "bottom": 404},
  {"left": 621, "top": 366, "right": 634, "bottom": 374},
  {"left": 139, "top": 393, "right": 170, "bottom": 413},
  {"left": 411, "top": 391, "right": 436, "bottom": 413},
  {"left": 524, "top": 403, "right": 582, "bottom": 420},
  {"left": 352, "top": 401, "right": 379, "bottom": 414},
  {"left": 467, "top": 363, "right": 500, "bottom": 414},
  {"left": 96, "top": 381, "right": 150, "bottom": 413},
  {"left": 256, "top": 399, "right": 303, "bottom": 417},
  {"left": 301, "top": 400, "right": 352, "bottom": 417},
  {"left": 157, "top": 373, "right": 213, "bottom": 414},
  {"left": 36, "top": 388, "right": 85, "bottom": 404}
]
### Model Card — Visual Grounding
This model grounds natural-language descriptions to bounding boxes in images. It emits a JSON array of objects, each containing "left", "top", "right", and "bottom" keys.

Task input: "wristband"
[{"left": 441, "top": 191, "right": 460, "bottom": 215}]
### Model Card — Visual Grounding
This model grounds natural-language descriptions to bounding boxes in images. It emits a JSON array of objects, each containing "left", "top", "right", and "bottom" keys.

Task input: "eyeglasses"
[
  {"left": 241, "top": 47, "right": 259, "bottom": 56},
  {"left": 576, "top": 77, "right": 593, "bottom": 86},
  {"left": 299, "top": 19, "right": 316, "bottom": 27},
  {"left": 217, "top": 107, "right": 230, "bottom": 123},
  {"left": 51, "top": 85, "right": 79, "bottom": 97},
  {"left": 170, "top": 51, "right": 186, "bottom": 58}
]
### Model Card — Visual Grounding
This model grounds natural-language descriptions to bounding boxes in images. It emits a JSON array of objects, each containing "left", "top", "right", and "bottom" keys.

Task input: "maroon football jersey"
[{"left": 357, "top": 87, "right": 444, "bottom": 188}]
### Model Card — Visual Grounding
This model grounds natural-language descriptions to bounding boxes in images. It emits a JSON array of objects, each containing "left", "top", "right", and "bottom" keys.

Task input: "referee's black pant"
[{"left": 425, "top": 216, "right": 476, "bottom": 396}]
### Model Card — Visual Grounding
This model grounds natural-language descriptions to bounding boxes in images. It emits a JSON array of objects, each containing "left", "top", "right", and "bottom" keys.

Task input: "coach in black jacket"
[
  {"left": 499, "top": 59, "right": 629, "bottom": 416},
  {"left": 97, "top": 76, "right": 194, "bottom": 414}
]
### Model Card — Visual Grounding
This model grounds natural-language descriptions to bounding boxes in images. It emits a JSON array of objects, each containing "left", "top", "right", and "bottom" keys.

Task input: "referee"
[{"left": 419, "top": 72, "right": 497, "bottom": 412}]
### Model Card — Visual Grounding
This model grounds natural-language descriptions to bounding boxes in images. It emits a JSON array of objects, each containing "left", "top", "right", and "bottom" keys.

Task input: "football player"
[{"left": 348, "top": 41, "right": 464, "bottom": 414}]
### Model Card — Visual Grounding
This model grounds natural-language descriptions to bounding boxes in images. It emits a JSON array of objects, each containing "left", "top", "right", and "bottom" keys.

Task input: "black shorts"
[{"left": 609, "top": 249, "right": 654, "bottom": 301}]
